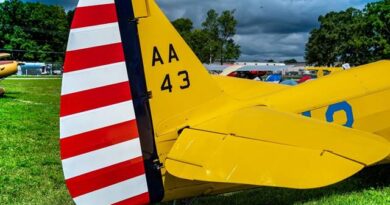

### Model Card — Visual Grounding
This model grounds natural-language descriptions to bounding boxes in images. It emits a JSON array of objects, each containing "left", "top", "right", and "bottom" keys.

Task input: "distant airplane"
[
  {"left": 60, "top": 0, "right": 389, "bottom": 204},
  {"left": 0, "top": 53, "right": 18, "bottom": 96},
  {"left": 305, "top": 66, "right": 344, "bottom": 78}
]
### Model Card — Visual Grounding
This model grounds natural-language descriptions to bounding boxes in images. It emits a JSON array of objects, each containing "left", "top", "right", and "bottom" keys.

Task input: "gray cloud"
[
  {"left": 24, "top": 0, "right": 78, "bottom": 10},
  {"left": 156, "top": 0, "right": 378, "bottom": 61},
  {"left": 21, "top": 0, "right": 378, "bottom": 61}
]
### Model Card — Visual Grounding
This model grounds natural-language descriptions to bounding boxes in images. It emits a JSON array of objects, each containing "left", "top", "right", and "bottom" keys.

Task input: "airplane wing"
[
  {"left": 0, "top": 53, "right": 11, "bottom": 59},
  {"left": 254, "top": 60, "right": 390, "bottom": 142},
  {"left": 165, "top": 106, "right": 390, "bottom": 189}
]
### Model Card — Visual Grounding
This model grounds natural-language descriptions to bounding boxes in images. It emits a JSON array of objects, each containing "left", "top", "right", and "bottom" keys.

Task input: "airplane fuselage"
[
  {"left": 0, "top": 61, "right": 18, "bottom": 96},
  {"left": 157, "top": 62, "right": 390, "bottom": 201},
  {"left": 0, "top": 61, "right": 18, "bottom": 79}
]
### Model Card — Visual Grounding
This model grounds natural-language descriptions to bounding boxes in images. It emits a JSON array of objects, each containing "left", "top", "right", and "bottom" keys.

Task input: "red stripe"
[
  {"left": 64, "top": 43, "right": 124, "bottom": 73},
  {"left": 66, "top": 157, "right": 146, "bottom": 198},
  {"left": 60, "top": 120, "right": 139, "bottom": 160},
  {"left": 60, "top": 82, "right": 132, "bottom": 117},
  {"left": 113, "top": 192, "right": 150, "bottom": 205},
  {"left": 72, "top": 4, "right": 118, "bottom": 29}
]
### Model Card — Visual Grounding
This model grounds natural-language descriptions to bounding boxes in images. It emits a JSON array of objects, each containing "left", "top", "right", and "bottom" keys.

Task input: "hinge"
[{"left": 132, "top": 0, "right": 150, "bottom": 19}]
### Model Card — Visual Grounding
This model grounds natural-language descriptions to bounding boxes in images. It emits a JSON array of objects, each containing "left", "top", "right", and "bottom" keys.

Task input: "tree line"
[
  {"left": 0, "top": 0, "right": 241, "bottom": 65},
  {"left": 0, "top": 0, "right": 70, "bottom": 63},
  {"left": 305, "top": 0, "right": 390, "bottom": 66},
  {"left": 1, "top": 0, "right": 388, "bottom": 66},
  {"left": 172, "top": 9, "right": 241, "bottom": 64}
]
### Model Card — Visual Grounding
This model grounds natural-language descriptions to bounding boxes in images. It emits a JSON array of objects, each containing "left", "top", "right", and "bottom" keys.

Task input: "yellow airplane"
[
  {"left": 59, "top": 0, "right": 390, "bottom": 204},
  {"left": 305, "top": 66, "right": 344, "bottom": 78},
  {"left": 0, "top": 53, "right": 18, "bottom": 96}
]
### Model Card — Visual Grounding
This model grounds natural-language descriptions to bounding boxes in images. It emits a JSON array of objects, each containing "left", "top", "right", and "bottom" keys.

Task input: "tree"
[
  {"left": 267, "top": 59, "right": 275, "bottom": 63},
  {"left": 218, "top": 10, "right": 239, "bottom": 64},
  {"left": 201, "top": 9, "right": 240, "bottom": 64},
  {"left": 0, "top": 0, "right": 69, "bottom": 62},
  {"left": 172, "top": 18, "right": 193, "bottom": 43},
  {"left": 171, "top": 9, "right": 241, "bottom": 64},
  {"left": 188, "top": 29, "right": 210, "bottom": 63},
  {"left": 284, "top": 59, "right": 298, "bottom": 64},
  {"left": 305, "top": 11, "right": 346, "bottom": 66},
  {"left": 202, "top": 9, "right": 220, "bottom": 64},
  {"left": 224, "top": 39, "right": 241, "bottom": 62},
  {"left": 67, "top": 9, "right": 75, "bottom": 27},
  {"left": 366, "top": 0, "right": 390, "bottom": 59},
  {"left": 305, "top": 0, "right": 390, "bottom": 66}
]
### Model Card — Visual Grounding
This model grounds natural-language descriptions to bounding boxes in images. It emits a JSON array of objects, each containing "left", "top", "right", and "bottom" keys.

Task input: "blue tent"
[
  {"left": 265, "top": 74, "right": 282, "bottom": 83},
  {"left": 280, "top": 79, "right": 298, "bottom": 86}
]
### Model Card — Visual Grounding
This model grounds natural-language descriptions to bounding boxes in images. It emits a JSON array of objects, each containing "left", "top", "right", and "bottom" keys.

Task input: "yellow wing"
[
  {"left": 254, "top": 61, "right": 390, "bottom": 142},
  {"left": 166, "top": 106, "right": 390, "bottom": 189},
  {"left": 257, "top": 61, "right": 390, "bottom": 114},
  {"left": 0, "top": 53, "right": 10, "bottom": 59}
]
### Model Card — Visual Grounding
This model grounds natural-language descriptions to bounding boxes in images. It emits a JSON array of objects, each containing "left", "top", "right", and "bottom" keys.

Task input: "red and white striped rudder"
[{"left": 60, "top": 0, "right": 156, "bottom": 204}]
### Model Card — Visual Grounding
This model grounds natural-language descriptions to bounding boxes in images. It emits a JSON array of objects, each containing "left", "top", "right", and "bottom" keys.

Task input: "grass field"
[
  {"left": 0, "top": 78, "right": 389, "bottom": 205},
  {"left": 0, "top": 79, "right": 73, "bottom": 205}
]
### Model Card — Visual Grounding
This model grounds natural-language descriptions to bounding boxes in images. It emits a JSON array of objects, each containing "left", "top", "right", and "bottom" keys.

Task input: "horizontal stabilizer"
[{"left": 165, "top": 106, "right": 390, "bottom": 189}]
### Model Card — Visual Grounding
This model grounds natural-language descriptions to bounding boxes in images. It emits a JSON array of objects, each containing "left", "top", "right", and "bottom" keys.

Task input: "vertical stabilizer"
[
  {"left": 60, "top": 0, "right": 164, "bottom": 204},
  {"left": 134, "top": 0, "right": 223, "bottom": 133}
]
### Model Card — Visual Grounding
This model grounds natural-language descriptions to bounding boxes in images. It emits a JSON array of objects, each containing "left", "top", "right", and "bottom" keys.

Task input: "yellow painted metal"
[
  {"left": 194, "top": 106, "right": 389, "bottom": 166},
  {"left": 309, "top": 89, "right": 390, "bottom": 141},
  {"left": 0, "top": 61, "right": 18, "bottom": 79},
  {"left": 166, "top": 106, "right": 389, "bottom": 189},
  {"left": 134, "top": 0, "right": 390, "bottom": 201},
  {"left": 255, "top": 61, "right": 390, "bottom": 113},
  {"left": 167, "top": 130, "right": 357, "bottom": 189},
  {"left": 212, "top": 76, "right": 287, "bottom": 100},
  {"left": 137, "top": 0, "right": 223, "bottom": 135},
  {"left": 132, "top": 0, "right": 150, "bottom": 18}
]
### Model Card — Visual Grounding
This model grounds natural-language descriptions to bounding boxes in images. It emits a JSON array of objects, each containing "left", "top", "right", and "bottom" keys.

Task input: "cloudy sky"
[{"left": 1, "top": 0, "right": 379, "bottom": 61}]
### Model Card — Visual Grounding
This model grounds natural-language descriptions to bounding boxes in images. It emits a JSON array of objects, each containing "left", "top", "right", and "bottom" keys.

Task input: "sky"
[{"left": 1, "top": 0, "right": 380, "bottom": 61}]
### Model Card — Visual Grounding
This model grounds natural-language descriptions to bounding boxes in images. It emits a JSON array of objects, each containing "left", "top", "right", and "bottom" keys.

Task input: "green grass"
[
  {"left": 7, "top": 75, "right": 62, "bottom": 79},
  {"left": 0, "top": 79, "right": 389, "bottom": 205},
  {"left": 0, "top": 79, "right": 73, "bottom": 205},
  {"left": 188, "top": 166, "right": 390, "bottom": 205}
]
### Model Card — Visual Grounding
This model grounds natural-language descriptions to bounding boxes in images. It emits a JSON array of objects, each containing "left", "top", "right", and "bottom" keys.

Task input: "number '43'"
[{"left": 161, "top": 70, "right": 190, "bottom": 93}]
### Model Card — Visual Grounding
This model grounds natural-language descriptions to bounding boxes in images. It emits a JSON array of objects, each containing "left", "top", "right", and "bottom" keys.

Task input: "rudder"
[
  {"left": 134, "top": 0, "right": 223, "bottom": 133},
  {"left": 60, "top": 0, "right": 164, "bottom": 204}
]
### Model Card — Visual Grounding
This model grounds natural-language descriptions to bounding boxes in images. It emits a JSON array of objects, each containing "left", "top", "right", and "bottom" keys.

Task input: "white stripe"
[
  {"left": 60, "top": 101, "right": 135, "bottom": 139},
  {"left": 73, "top": 175, "right": 148, "bottom": 205},
  {"left": 77, "top": 0, "right": 114, "bottom": 8},
  {"left": 67, "top": 23, "right": 121, "bottom": 51},
  {"left": 62, "top": 139, "right": 142, "bottom": 179},
  {"left": 61, "top": 62, "right": 129, "bottom": 95}
]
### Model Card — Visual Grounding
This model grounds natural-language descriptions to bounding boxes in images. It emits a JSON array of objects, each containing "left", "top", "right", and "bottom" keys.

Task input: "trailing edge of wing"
[{"left": 165, "top": 106, "right": 390, "bottom": 189}]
